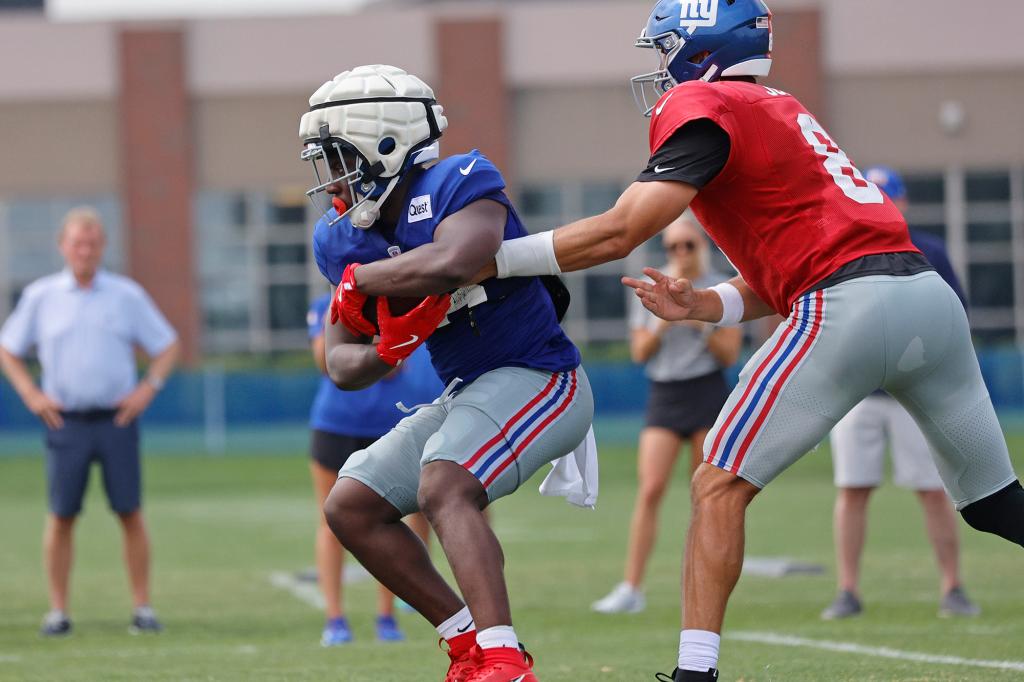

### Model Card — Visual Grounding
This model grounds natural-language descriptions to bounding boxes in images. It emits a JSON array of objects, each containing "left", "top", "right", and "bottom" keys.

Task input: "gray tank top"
[{"left": 629, "top": 269, "right": 730, "bottom": 382}]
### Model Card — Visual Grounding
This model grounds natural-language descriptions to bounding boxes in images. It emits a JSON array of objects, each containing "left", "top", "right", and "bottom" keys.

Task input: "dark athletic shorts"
[
  {"left": 310, "top": 430, "right": 378, "bottom": 473},
  {"left": 46, "top": 410, "right": 140, "bottom": 518},
  {"left": 644, "top": 371, "right": 730, "bottom": 438}
]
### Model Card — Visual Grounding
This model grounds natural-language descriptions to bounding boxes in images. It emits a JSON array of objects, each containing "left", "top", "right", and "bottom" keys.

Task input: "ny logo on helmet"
[{"left": 679, "top": 0, "right": 718, "bottom": 29}]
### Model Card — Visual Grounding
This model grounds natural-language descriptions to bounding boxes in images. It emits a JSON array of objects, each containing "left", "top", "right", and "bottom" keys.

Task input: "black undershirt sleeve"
[{"left": 636, "top": 118, "right": 731, "bottom": 188}]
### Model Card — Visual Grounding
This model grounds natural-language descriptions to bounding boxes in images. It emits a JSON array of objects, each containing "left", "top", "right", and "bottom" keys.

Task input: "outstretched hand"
[{"left": 621, "top": 267, "right": 698, "bottom": 321}]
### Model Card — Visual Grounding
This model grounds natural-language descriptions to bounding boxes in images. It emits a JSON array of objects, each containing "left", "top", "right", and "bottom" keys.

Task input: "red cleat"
[
  {"left": 442, "top": 631, "right": 480, "bottom": 682},
  {"left": 464, "top": 645, "right": 538, "bottom": 682}
]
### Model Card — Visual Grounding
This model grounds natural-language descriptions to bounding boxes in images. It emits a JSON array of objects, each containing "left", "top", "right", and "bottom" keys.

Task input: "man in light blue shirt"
[{"left": 0, "top": 207, "right": 179, "bottom": 637}]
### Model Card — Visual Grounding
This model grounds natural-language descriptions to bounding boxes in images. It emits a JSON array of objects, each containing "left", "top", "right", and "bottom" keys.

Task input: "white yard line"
[
  {"left": 0, "top": 655, "right": 21, "bottom": 663},
  {"left": 268, "top": 571, "right": 325, "bottom": 611},
  {"left": 729, "top": 631, "right": 1024, "bottom": 672}
]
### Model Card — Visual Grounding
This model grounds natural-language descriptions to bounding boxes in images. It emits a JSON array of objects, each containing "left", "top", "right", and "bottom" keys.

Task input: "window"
[
  {"left": 193, "top": 190, "right": 317, "bottom": 352},
  {"left": 904, "top": 173, "right": 945, "bottom": 203},
  {"left": 968, "top": 263, "right": 1014, "bottom": 309},
  {"left": 517, "top": 180, "right": 639, "bottom": 343},
  {"left": 966, "top": 170, "right": 1010, "bottom": 203},
  {"left": 0, "top": 195, "right": 123, "bottom": 321},
  {"left": 584, "top": 274, "right": 627, "bottom": 320}
]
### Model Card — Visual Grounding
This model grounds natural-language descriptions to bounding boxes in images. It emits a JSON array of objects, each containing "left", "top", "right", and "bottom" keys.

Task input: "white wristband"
[
  {"left": 495, "top": 230, "right": 561, "bottom": 278},
  {"left": 709, "top": 282, "right": 744, "bottom": 326}
]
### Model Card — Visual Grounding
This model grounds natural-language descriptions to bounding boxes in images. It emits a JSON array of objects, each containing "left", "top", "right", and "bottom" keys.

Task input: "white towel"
[{"left": 538, "top": 425, "right": 598, "bottom": 509}]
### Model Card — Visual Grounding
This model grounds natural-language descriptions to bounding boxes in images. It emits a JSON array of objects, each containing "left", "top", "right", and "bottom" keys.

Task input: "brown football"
[{"left": 361, "top": 296, "right": 426, "bottom": 330}]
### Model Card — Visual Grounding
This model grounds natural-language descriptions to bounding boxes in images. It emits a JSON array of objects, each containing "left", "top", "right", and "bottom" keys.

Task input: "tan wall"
[
  {"left": 0, "top": 15, "right": 116, "bottom": 100},
  {"left": 512, "top": 85, "right": 649, "bottom": 185},
  {"left": 0, "top": 101, "right": 118, "bottom": 196},
  {"left": 195, "top": 94, "right": 312, "bottom": 191},
  {"left": 188, "top": 10, "right": 437, "bottom": 96},
  {"left": 830, "top": 71, "right": 1024, "bottom": 169}
]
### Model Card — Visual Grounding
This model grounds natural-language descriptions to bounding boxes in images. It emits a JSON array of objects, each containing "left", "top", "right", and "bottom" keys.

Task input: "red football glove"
[
  {"left": 329, "top": 263, "right": 377, "bottom": 338},
  {"left": 375, "top": 294, "right": 451, "bottom": 367}
]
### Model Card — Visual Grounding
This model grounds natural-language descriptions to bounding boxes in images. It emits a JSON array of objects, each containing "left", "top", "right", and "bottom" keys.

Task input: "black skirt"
[{"left": 644, "top": 370, "right": 730, "bottom": 438}]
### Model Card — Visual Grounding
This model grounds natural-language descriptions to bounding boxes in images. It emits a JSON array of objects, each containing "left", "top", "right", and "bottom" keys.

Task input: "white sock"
[
  {"left": 436, "top": 606, "right": 474, "bottom": 641},
  {"left": 678, "top": 629, "right": 720, "bottom": 671},
  {"left": 476, "top": 625, "right": 519, "bottom": 650}
]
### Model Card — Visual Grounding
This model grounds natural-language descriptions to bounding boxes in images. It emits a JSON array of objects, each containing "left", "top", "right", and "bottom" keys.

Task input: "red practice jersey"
[{"left": 649, "top": 80, "right": 918, "bottom": 315}]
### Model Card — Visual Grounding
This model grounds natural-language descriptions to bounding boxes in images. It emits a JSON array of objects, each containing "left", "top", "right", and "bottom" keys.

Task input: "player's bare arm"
[
  {"left": 355, "top": 198, "right": 507, "bottom": 297},
  {"left": 554, "top": 180, "right": 698, "bottom": 272},
  {"left": 622, "top": 269, "right": 774, "bottom": 323},
  {"left": 469, "top": 180, "right": 698, "bottom": 284}
]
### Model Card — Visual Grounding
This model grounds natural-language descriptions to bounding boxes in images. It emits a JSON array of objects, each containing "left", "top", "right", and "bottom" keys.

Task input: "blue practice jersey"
[
  {"left": 312, "top": 150, "right": 580, "bottom": 386},
  {"left": 307, "top": 295, "right": 444, "bottom": 437}
]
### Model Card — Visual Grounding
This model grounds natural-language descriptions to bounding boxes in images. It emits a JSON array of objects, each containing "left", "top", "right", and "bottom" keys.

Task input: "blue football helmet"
[
  {"left": 863, "top": 166, "right": 907, "bottom": 201},
  {"left": 631, "top": 0, "right": 773, "bottom": 116}
]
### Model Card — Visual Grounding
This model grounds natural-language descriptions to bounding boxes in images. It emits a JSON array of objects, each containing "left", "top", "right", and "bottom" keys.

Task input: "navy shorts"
[{"left": 45, "top": 410, "right": 141, "bottom": 517}]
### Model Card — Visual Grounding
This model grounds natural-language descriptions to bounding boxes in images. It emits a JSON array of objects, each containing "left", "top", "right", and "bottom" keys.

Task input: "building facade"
[{"left": 2, "top": 0, "right": 1024, "bottom": 361}]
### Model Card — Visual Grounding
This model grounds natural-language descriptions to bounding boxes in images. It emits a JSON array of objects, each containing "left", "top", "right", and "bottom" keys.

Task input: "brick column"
[
  {"left": 434, "top": 17, "right": 512, "bottom": 187},
  {"left": 770, "top": 9, "right": 826, "bottom": 125},
  {"left": 118, "top": 29, "right": 199, "bottom": 364}
]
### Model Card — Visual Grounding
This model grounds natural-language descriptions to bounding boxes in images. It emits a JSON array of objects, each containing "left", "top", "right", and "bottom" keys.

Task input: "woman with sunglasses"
[{"left": 592, "top": 215, "right": 742, "bottom": 615}]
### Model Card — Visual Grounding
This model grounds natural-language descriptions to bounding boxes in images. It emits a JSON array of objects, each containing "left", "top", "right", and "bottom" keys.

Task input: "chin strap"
[
  {"left": 349, "top": 142, "right": 441, "bottom": 229},
  {"left": 350, "top": 175, "right": 403, "bottom": 229}
]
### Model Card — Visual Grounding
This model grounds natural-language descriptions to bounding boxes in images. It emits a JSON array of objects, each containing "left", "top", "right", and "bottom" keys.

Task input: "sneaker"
[
  {"left": 443, "top": 632, "right": 480, "bottom": 682},
  {"left": 375, "top": 614, "right": 404, "bottom": 642},
  {"left": 465, "top": 644, "right": 538, "bottom": 682},
  {"left": 320, "top": 617, "right": 352, "bottom": 646},
  {"left": 656, "top": 668, "right": 720, "bottom": 681},
  {"left": 40, "top": 610, "right": 72, "bottom": 637},
  {"left": 128, "top": 606, "right": 163, "bottom": 634},
  {"left": 591, "top": 582, "right": 646, "bottom": 614},
  {"left": 939, "top": 586, "right": 981, "bottom": 618},
  {"left": 820, "top": 590, "right": 863, "bottom": 620}
]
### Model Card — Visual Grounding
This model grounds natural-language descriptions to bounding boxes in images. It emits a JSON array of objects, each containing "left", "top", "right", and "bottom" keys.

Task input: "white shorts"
[{"left": 830, "top": 394, "right": 945, "bottom": 490}]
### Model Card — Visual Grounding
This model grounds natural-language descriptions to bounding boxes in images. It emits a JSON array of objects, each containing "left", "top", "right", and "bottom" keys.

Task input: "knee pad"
[{"left": 960, "top": 480, "right": 1024, "bottom": 547}]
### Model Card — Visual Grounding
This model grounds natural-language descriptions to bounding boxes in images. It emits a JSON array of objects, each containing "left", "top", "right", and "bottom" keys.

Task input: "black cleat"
[{"left": 656, "top": 668, "right": 720, "bottom": 681}]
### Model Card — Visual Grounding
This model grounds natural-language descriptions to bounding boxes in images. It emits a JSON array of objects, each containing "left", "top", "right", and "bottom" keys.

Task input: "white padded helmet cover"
[{"left": 298, "top": 64, "right": 448, "bottom": 178}]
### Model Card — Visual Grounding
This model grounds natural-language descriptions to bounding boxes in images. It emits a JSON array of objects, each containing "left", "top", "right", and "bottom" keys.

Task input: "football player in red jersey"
[{"left": 484, "top": 1, "right": 1024, "bottom": 679}]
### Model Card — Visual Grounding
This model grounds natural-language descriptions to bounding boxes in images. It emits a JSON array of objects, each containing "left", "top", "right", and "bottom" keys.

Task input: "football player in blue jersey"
[{"left": 298, "top": 65, "right": 595, "bottom": 682}]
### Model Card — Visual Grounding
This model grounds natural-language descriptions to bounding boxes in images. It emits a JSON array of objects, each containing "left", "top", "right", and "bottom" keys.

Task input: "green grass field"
[{"left": 1, "top": 430, "right": 1022, "bottom": 681}]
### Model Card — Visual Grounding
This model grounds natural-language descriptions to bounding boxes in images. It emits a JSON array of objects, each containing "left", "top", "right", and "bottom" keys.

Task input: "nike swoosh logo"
[
  {"left": 654, "top": 91, "right": 674, "bottom": 116},
  {"left": 459, "top": 158, "right": 478, "bottom": 175},
  {"left": 389, "top": 335, "right": 420, "bottom": 350},
  {"left": 511, "top": 676, "right": 527, "bottom": 682},
  {"left": 456, "top": 622, "right": 473, "bottom": 634},
  {"left": 654, "top": 13, "right": 670, "bottom": 21},
  {"left": 654, "top": 165, "right": 676, "bottom": 174}
]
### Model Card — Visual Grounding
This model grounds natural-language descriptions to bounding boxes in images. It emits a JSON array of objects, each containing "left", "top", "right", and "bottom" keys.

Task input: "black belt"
[{"left": 60, "top": 409, "right": 118, "bottom": 421}]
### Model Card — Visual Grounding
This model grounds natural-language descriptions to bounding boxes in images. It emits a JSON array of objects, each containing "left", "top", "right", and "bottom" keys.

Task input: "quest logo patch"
[{"left": 408, "top": 195, "right": 433, "bottom": 223}]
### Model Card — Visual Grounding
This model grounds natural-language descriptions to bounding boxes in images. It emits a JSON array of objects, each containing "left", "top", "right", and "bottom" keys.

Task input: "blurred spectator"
[
  {"left": 822, "top": 167, "right": 979, "bottom": 620},
  {"left": 0, "top": 207, "right": 179, "bottom": 636},
  {"left": 306, "top": 293, "right": 442, "bottom": 645},
  {"left": 592, "top": 216, "right": 742, "bottom": 614}
]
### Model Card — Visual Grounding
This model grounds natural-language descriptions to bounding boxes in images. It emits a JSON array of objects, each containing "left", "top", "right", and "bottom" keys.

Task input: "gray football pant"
[
  {"left": 339, "top": 366, "right": 593, "bottom": 515},
  {"left": 704, "top": 272, "right": 1017, "bottom": 509}
]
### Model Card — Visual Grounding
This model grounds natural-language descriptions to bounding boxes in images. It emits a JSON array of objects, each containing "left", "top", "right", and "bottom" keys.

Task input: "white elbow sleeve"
[
  {"left": 709, "top": 282, "right": 744, "bottom": 326},
  {"left": 495, "top": 231, "right": 561, "bottom": 278}
]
